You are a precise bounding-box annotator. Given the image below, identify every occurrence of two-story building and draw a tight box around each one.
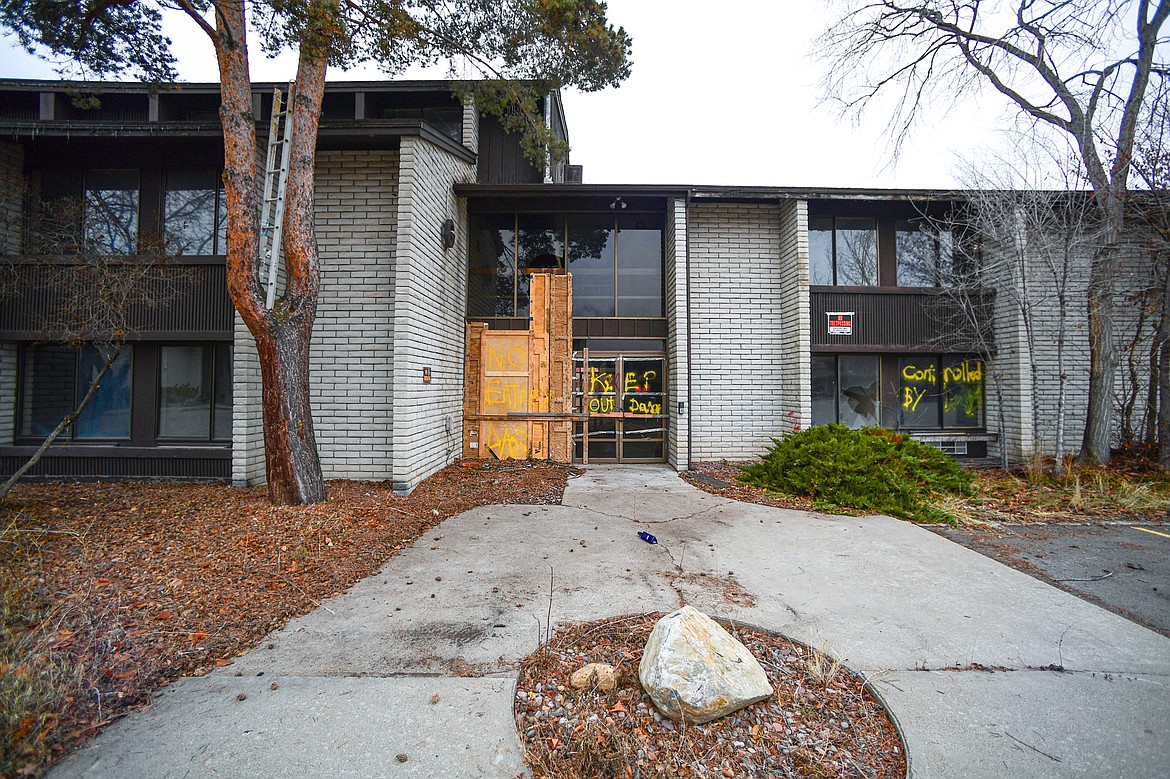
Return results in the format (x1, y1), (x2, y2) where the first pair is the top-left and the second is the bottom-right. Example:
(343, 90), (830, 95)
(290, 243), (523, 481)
(0, 79), (1151, 490)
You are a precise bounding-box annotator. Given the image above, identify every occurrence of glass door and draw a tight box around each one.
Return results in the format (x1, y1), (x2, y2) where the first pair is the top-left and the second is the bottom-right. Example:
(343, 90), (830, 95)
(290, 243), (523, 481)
(573, 352), (667, 463)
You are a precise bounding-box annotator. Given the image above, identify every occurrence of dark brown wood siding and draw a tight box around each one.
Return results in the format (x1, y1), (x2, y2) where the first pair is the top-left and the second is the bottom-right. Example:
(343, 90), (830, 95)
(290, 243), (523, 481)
(0, 260), (232, 340)
(477, 116), (543, 184)
(810, 288), (995, 353)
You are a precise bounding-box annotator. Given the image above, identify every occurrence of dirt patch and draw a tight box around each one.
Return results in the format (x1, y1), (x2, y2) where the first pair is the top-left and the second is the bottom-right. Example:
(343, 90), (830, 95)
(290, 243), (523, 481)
(516, 613), (905, 778)
(681, 462), (818, 513)
(0, 459), (571, 777)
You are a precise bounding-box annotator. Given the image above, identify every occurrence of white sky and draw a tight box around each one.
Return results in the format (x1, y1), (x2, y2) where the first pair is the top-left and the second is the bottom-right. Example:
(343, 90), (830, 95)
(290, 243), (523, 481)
(0, 0), (1012, 189)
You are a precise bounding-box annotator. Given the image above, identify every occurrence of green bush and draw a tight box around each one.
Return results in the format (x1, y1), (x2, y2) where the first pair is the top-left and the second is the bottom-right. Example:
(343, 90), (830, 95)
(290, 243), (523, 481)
(739, 425), (973, 524)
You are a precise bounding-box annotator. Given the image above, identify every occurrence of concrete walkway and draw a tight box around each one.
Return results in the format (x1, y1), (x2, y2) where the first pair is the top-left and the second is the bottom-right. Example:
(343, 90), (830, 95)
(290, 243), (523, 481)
(52, 466), (1170, 778)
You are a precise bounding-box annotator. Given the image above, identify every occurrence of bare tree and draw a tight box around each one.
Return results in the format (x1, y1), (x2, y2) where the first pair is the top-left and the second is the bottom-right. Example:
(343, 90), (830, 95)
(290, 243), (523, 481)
(0, 196), (189, 500)
(819, 0), (1170, 464)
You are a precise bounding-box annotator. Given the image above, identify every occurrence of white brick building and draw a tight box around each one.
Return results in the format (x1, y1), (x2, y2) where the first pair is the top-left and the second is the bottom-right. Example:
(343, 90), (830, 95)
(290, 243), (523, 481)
(0, 79), (1159, 488)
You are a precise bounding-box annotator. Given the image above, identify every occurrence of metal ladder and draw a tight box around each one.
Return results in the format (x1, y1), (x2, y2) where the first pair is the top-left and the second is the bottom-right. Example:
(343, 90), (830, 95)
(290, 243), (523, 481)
(259, 83), (295, 310)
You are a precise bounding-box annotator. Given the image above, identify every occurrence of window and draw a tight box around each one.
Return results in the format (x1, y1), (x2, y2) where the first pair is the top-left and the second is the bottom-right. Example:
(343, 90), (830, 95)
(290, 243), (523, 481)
(467, 212), (664, 319)
(84, 169), (139, 255)
(809, 217), (878, 286)
(165, 170), (227, 255)
(898, 355), (984, 429)
(811, 354), (880, 428)
(19, 345), (133, 439)
(158, 344), (233, 440)
(814, 353), (985, 431)
(567, 215), (615, 316)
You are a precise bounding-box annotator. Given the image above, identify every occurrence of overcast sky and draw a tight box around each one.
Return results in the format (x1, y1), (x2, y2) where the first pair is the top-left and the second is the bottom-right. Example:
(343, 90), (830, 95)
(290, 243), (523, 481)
(0, 1), (1011, 189)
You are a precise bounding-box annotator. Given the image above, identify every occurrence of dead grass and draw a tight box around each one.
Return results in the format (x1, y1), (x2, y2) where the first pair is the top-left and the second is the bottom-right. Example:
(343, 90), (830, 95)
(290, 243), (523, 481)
(686, 458), (1170, 526)
(0, 461), (571, 778)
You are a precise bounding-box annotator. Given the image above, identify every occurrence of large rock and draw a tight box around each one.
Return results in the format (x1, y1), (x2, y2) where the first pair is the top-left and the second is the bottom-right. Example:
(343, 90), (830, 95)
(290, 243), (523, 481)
(638, 605), (773, 724)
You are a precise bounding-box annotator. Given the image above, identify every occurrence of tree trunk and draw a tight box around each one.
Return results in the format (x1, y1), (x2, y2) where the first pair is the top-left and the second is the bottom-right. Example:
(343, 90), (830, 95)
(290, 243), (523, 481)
(215, 0), (327, 504)
(1159, 258), (1170, 468)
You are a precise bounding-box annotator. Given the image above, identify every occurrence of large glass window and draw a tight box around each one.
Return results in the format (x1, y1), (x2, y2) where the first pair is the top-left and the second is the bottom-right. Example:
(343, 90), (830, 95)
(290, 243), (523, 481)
(158, 344), (232, 440)
(20, 345), (133, 439)
(467, 212), (663, 320)
(810, 354), (880, 428)
(468, 215), (517, 316)
(809, 216), (877, 286)
(896, 220), (957, 287)
(616, 216), (663, 317)
(567, 214), (616, 317)
(898, 355), (984, 429)
(165, 170), (227, 255)
(84, 169), (139, 255)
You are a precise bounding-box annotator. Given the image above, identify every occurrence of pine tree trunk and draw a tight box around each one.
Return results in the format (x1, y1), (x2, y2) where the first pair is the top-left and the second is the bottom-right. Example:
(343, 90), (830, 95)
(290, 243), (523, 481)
(215, 0), (328, 504)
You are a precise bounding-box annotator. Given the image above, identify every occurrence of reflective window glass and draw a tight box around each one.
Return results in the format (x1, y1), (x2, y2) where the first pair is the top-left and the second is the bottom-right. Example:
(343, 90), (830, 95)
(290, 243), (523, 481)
(517, 215), (564, 318)
(622, 357), (664, 415)
(19, 347), (76, 437)
(942, 356), (984, 428)
(810, 355), (837, 425)
(616, 217), (663, 317)
(898, 356), (942, 428)
(84, 170), (138, 254)
(74, 346), (132, 439)
(568, 215), (616, 317)
(213, 344), (233, 441)
(835, 218), (878, 286)
(165, 170), (224, 255)
(159, 345), (213, 438)
(468, 215), (516, 316)
(837, 355), (880, 428)
(809, 217), (834, 285)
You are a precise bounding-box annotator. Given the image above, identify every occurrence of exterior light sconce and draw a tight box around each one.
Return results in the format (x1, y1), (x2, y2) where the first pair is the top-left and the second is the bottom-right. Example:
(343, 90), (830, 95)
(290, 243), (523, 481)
(441, 218), (456, 250)
(609, 197), (626, 210)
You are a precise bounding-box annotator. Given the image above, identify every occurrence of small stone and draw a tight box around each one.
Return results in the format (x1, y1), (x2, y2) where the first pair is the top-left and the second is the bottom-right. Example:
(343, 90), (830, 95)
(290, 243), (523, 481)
(435, 576), (442, 581)
(431, 693), (440, 704)
(236, 693), (246, 701)
(396, 753), (408, 763)
(270, 682), (278, 690)
(569, 662), (618, 692)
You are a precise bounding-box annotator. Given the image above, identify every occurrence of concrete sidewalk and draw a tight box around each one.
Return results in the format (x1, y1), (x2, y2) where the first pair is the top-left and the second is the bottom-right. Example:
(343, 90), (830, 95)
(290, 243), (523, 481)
(51, 466), (1170, 778)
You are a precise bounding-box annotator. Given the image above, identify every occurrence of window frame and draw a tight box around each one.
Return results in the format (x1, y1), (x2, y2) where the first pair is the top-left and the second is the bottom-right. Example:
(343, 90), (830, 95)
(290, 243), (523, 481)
(809, 216), (879, 287)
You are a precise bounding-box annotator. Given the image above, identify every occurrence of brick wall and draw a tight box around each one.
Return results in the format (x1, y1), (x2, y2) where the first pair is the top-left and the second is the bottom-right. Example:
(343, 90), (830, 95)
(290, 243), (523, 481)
(985, 223), (1153, 464)
(665, 198), (690, 470)
(462, 97), (479, 154)
(309, 150), (400, 478)
(688, 202), (789, 461)
(0, 142), (24, 254)
(390, 136), (474, 492)
(777, 200), (811, 433)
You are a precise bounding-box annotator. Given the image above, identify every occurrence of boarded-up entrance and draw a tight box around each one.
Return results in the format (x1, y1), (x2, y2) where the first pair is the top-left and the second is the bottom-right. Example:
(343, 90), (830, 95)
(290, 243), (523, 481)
(463, 272), (574, 461)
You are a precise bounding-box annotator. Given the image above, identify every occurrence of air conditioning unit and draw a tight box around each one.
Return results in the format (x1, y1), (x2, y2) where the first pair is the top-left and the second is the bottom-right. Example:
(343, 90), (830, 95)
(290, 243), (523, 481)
(565, 164), (584, 184)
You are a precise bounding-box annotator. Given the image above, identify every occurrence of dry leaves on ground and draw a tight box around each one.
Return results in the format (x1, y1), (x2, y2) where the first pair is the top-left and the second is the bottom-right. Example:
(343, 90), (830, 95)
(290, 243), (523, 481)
(516, 614), (906, 779)
(1, 460), (570, 777)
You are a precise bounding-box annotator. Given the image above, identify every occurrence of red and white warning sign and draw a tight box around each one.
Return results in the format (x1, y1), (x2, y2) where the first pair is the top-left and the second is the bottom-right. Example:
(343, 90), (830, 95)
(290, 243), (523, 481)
(827, 311), (854, 336)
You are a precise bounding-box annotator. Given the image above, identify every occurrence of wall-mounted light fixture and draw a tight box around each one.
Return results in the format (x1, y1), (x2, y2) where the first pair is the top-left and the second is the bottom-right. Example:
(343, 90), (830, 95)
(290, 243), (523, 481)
(441, 218), (456, 250)
(609, 197), (627, 210)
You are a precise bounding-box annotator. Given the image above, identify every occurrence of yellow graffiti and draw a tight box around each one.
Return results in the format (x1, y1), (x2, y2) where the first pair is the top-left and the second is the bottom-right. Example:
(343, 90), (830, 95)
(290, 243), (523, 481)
(627, 398), (663, 415)
(484, 379), (527, 412)
(943, 360), (982, 385)
(487, 426), (528, 458)
(487, 344), (527, 370)
(903, 385), (927, 411)
(624, 370), (657, 393)
(589, 396), (617, 413)
(590, 368), (615, 394)
(902, 364), (936, 384)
